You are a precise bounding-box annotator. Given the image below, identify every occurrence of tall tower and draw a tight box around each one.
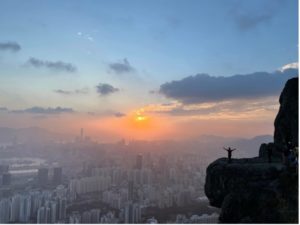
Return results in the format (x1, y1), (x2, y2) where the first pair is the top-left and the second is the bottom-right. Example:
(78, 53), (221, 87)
(135, 154), (143, 170)
(80, 128), (84, 141)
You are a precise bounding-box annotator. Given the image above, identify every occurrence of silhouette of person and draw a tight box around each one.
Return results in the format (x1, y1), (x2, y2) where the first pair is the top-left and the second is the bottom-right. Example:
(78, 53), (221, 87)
(223, 147), (236, 163)
(267, 147), (272, 163)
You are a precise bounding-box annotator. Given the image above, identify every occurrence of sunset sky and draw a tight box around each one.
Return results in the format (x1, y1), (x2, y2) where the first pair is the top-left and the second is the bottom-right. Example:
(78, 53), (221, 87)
(0, 0), (298, 141)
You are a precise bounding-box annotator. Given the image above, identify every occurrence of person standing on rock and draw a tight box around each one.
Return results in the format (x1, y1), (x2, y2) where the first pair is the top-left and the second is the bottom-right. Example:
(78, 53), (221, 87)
(223, 147), (236, 163)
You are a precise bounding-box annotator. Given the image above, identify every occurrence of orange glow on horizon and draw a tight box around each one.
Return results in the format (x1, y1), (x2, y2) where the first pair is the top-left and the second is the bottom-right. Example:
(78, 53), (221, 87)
(3, 99), (276, 141)
(135, 115), (147, 122)
(129, 112), (152, 130)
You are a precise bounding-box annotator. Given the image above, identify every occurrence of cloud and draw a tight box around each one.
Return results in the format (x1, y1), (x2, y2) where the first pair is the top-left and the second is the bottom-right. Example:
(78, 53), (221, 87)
(137, 98), (279, 121)
(159, 68), (298, 104)
(11, 106), (74, 114)
(114, 112), (126, 117)
(231, 0), (283, 31)
(54, 88), (88, 95)
(235, 11), (273, 31)
(54, 89), (72, 95)
(87, 110), (126, 118)
(74, 88), (89, 94)
(96, 83), (119, 96)
(27, 57), (77, 73)
(0, 41), (21, 52)
(279, 62), (298, 72)
(77, 31), (94, 42)
(109, 58), (134, 74)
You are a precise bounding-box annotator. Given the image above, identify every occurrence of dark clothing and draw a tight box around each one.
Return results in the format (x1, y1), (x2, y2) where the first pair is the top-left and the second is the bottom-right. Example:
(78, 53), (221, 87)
(224, 147), (236, 164)
(227, 150), (233, 163)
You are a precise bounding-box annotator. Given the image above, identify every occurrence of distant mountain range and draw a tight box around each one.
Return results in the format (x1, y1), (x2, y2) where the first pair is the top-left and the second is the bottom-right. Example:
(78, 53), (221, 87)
(196, 134), (273, 158)
(0, 127), (69, 143)
(0, 126), (273, 158)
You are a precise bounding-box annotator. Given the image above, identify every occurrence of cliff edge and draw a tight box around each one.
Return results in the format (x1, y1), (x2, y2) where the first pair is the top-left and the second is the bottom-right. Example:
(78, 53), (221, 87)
(205, 77), (298, 223)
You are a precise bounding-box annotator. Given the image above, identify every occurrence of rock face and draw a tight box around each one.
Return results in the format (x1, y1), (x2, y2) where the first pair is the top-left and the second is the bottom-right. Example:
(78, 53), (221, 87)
(274, 77), (299, 153)
(205, 77), (298, 223)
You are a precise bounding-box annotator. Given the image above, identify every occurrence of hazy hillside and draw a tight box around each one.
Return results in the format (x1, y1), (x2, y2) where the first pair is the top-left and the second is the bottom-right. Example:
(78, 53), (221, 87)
(0, 127), (69, 143)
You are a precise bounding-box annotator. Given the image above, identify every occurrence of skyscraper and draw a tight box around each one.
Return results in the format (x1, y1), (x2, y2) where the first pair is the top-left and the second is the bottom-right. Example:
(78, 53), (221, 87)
(50, 201), (57, 223)
(128, 180), (134, 201)
(135, 154), (143, 170)
(19, 195), (31, 223)
(58, 198), (66, 220)
(125, 202), (141, 223)
(52, 167), (62, 185)
(0, 198), (11, 223)
(90, 209), (101, 223)
(10, 194), (21, 222)
(37, 207), (46, 224)
(80, 128), (84, 141)
(37, 168), (48, 186)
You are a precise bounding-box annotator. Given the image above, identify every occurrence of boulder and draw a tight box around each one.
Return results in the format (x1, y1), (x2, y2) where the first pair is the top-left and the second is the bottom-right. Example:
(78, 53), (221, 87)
(205, 77), (298, 223)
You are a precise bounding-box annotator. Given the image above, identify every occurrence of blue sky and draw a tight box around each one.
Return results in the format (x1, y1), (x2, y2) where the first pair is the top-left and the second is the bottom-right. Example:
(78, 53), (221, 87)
(0, 0), (298, 139)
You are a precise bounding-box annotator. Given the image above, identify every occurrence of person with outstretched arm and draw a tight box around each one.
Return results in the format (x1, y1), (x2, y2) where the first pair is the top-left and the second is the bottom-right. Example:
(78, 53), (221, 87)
(223, 147), (236, 163)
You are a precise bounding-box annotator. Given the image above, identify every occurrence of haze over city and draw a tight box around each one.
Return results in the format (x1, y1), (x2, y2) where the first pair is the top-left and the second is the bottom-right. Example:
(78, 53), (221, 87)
(0, 1), (298, 224)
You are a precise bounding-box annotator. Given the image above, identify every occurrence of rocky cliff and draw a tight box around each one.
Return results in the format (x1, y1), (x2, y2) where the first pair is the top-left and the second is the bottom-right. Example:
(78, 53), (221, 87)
(274, 77), (299, 154)
(205, 77), (298, 223)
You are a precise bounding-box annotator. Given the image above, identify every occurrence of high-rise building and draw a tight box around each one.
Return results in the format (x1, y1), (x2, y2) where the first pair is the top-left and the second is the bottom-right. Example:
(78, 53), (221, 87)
(19, 195), (31, 223)
(52, 167), (62, 185)
(50, 201), (57, 223)
(45, 207), (51, 223)
(82, 211), (91, 223)
(58, 198), (66, 220)
(0, 198), (11, 223)
(90, 209), (101, 223)
(10, 194), (21, 222)
(128, 180), (134, 201)
(80, 128), (84, 141)
(37, 168), (48, 185)
(124, 202), (141, 223)
(135, 154), (143, 170)
(37, 207), (45, 224)
(69, 212), (81, 224)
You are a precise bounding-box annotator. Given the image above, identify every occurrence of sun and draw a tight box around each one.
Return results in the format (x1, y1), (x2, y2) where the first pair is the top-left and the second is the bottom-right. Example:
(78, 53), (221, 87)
(135, 115), (147, 122)
(131, 112), (151, 129)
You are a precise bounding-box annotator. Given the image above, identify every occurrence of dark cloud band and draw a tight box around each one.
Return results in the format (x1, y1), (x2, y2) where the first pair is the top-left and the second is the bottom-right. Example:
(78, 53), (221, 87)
(96, 83), (119, 96)
(11, 106), (74, 114)
(109, 58), (134, 74)
(27, 57), (77, 73)
(0, 42), (21, 52)
(54, 88), (88, 95)
(159, 68), (298, 104)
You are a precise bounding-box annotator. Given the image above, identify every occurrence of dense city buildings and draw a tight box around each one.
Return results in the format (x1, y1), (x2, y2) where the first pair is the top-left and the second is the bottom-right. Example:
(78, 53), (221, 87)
(0, 135), (224, 223)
